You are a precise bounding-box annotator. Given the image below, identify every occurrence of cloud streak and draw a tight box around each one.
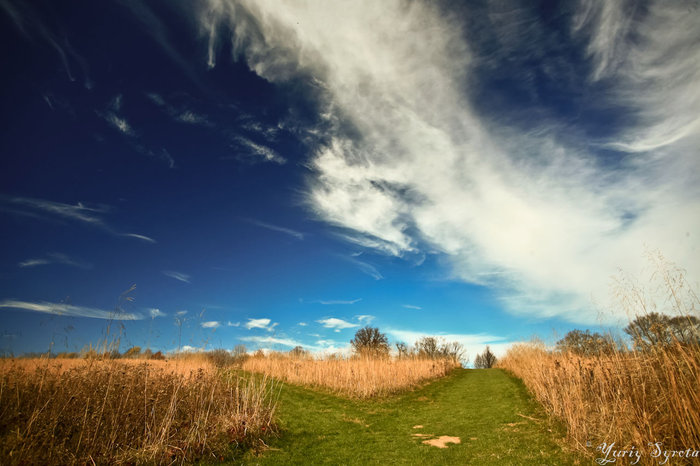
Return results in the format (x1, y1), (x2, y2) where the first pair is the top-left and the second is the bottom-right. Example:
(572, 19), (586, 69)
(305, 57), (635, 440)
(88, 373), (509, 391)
(0, 300), (142, 320)
(246, 219), (304, 240)
(201, 0), (700, 324)
(162, 271), (191, 283)
(18, 252), (92, 269)
(1, 196), (156, 243)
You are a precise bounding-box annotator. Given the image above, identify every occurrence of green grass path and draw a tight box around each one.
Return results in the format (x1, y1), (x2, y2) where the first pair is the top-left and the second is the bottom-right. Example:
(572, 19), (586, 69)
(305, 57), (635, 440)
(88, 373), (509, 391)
(238, 369), (578, 465)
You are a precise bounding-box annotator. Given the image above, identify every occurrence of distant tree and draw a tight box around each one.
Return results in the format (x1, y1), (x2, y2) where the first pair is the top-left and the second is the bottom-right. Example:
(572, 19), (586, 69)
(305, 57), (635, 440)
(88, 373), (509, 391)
(474, 346), (497, 368)
(625, 313), (700, 350)
(440, 340), (466, 365)
(556, 330), (616, 356)
(123, 346), (142, 358)
(232, 344), (248, 358)
(289, 346), (309, 358)
(395, 341), (409, 358)
(350, 326), (390, 357)
(415, 336), (440, 358)
(413, 337), (465, 364)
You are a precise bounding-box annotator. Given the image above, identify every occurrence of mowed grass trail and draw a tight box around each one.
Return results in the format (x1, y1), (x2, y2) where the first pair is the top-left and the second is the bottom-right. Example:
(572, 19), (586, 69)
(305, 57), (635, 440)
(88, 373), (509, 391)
(238, 369), (578, 465)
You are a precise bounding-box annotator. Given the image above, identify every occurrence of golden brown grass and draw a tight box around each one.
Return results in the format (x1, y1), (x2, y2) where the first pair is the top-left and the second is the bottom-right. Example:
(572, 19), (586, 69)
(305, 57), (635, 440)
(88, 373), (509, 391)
(498, 340), (700, 463)
(0, 358), (278, 465)
(242, 353), (459, 398)
(499, 254), (700, 463)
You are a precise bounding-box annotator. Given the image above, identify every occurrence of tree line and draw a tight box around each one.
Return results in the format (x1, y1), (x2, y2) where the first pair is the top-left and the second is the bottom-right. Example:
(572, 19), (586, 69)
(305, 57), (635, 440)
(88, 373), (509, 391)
(556, 313), (699, 355)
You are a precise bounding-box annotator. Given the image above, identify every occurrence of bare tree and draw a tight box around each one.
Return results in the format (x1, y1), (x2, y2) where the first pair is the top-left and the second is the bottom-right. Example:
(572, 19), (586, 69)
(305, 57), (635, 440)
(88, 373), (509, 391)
(474, 346), (497, 368)
(350, 326), (389, 357)
(395, 341), (409, 358)
(624, 313), (700, 350)
(556, 330), (617, 356)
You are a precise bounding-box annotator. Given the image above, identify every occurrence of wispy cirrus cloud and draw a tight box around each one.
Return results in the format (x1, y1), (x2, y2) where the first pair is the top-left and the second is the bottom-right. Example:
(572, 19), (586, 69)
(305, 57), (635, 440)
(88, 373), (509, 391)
(0, 299), (142, 320)
(0, 0), (92, 88)
(162, 271), (191, 283)
(120, 233), (157, 243)
(1, 196), (155, 243)
(244, 318), (278, 332)
(146, 93), (211, 126)
(402, 304), (422, 310)
(234, 136), (286, 164)
(18, 252), (92, 269)
(245, 219), (304, 240)
(356, 315), (374, 324)
(199, 0), (700, 325)
(239, 335), (302, 348)
(346, 256), (383, 281)
(317, 298), (361, 305)
(201, 321), (220, 329)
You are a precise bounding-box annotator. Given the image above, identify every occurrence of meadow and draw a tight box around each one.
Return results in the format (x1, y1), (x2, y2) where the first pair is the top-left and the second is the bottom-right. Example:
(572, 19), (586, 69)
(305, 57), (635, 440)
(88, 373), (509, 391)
(0, 357), (278, 464)
(241, 353), (460, 398)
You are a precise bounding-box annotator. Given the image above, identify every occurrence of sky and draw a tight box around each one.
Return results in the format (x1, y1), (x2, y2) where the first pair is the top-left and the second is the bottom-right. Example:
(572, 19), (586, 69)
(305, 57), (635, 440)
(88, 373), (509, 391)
(1, 0), (699, 359)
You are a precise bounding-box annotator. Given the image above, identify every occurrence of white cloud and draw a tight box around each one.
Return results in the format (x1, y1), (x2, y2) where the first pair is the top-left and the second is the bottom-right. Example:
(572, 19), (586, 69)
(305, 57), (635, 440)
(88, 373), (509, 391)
(121, 233), (157, 243)
(201, 0), (700, 324)
(163, 270), (191, 283)
(201, 321), (221, 329)
(317, 318), (359, 331)
(227, 321), (240, 327)
(346, 257), (383, 281)
(298, 322), (307, 326)
(104, 112), (134, 136)
(0, 299), (142, 320)
(149, 308), (166, 318)
(1, 196), (154, 242)
(244, 318), (277, 332)
(175, 310), (188, 316)
(235, 136), (286, 164)
(318, 298), (361, 305)
(246, 218), (304, 240)
(402, 304), (422, 310)
(18, 252), (91, 269)
(177, 111), (209, 125)
(240, 335), (303, 348)
(356, 314), (375, 324)
(4, 196), (107, 225)
(18, 258), (50, 268)
(147, 93), (210, 126)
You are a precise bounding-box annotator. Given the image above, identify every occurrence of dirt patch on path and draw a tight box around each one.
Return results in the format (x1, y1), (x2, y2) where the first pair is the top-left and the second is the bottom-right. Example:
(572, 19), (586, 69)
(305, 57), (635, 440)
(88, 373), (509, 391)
(422, 436), (461, 448)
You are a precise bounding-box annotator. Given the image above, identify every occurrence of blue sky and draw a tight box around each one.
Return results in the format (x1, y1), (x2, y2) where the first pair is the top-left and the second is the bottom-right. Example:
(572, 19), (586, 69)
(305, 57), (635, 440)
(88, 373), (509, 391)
(1, 0), (699, 358)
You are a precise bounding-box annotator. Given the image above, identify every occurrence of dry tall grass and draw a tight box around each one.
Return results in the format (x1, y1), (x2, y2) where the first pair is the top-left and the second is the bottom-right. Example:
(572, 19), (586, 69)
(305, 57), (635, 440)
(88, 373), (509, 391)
(499, 342), (699, 461)
(498, 257), (700, 463)
(242, 353), (459, 398)
(0, 358), (278, 465)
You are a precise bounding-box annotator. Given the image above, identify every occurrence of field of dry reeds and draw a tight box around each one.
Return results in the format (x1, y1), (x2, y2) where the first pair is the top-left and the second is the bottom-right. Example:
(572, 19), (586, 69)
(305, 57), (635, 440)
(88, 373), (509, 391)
(0, 357), (278, 465)
(498, 257), (700, 463)
(242, 353), (459, 398)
